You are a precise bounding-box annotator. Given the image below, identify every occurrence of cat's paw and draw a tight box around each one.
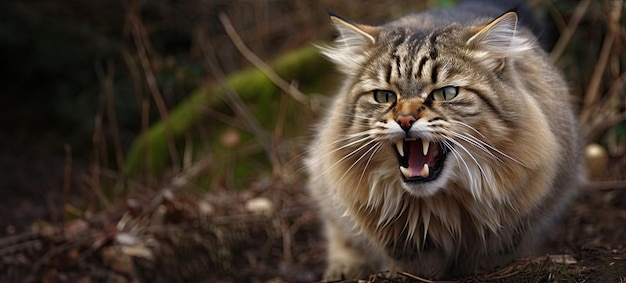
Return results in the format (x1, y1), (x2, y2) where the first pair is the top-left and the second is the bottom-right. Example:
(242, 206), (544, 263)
(323, 264), (367, 281)
(323, 252), (372, 281)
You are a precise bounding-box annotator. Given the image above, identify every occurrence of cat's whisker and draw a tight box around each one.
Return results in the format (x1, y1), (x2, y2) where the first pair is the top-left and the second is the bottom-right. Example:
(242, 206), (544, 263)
(300, 131), (370, 154)
(443, 137), (491, 187)
(443, 127), (528, 168)
(450, 121), (488, 139)
(301, 135), (373, 173)
(308, 131), (376, 162)
(442, 140), (475, 188)
(460, 132), (528, 168)
(327, 130), (378, 145)
(449, 132), (505, 163)
(334, 135), (375, 150)
(320, 138), (378, 178)
(303, 128), (386, 178)
(357, 143), (384, 188)
(334, 141), (380, 184)
(443, 140), (487, 199)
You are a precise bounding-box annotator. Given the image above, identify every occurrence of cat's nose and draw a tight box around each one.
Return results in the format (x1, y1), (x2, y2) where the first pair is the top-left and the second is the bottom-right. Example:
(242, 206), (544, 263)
(396, 114), (416, 131)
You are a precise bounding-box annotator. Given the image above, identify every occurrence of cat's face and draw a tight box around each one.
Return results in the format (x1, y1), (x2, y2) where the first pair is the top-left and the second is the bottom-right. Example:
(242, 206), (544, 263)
(323, 13), (533, 198)
(347, 56), (501, 197)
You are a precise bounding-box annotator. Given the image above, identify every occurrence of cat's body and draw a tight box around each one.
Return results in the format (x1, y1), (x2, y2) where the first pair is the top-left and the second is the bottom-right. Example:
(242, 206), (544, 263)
(306, 0), (583, 280)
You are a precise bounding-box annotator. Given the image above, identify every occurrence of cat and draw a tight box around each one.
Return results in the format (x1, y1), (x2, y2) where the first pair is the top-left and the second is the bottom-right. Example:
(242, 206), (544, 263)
(305, 0), (584, 280)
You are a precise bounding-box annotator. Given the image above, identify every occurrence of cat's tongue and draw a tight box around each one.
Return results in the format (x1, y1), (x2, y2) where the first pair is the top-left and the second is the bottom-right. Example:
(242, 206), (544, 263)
(399, 139), (432, 178)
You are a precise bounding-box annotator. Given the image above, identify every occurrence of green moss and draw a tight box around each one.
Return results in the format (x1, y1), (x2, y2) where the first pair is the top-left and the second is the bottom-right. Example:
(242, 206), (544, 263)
(124, 44), (330, 179)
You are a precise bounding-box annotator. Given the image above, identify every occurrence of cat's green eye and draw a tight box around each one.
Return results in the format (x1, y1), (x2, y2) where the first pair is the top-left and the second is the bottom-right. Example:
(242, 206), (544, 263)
(373, 90), (397, 104)
(432, 86), (459, 101)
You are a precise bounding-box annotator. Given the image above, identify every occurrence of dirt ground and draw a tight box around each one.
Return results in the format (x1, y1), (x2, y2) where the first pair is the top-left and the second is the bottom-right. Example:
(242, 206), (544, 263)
(203, 180), (626, 283)
(1, 163), (625, 282)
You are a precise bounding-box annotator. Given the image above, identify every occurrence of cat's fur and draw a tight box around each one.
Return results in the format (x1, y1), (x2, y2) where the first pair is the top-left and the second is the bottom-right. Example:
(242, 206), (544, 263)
(306, 0), (584, 280)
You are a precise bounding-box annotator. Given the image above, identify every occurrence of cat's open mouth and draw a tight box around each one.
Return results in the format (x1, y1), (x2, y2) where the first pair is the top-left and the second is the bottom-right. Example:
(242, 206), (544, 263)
(394, 138), (447, 182)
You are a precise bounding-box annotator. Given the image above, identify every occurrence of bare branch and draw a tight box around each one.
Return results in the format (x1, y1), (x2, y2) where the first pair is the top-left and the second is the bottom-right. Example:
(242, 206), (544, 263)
(550, 0), (591, 61)
(218, 13), (311, 106)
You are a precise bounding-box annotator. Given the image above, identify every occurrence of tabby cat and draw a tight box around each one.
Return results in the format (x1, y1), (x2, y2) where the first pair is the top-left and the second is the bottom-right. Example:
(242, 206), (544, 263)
(306, 0), (583, 280)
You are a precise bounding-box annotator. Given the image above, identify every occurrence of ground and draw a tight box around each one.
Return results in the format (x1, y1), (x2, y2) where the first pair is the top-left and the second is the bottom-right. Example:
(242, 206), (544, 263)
(1, 162), (625, 282)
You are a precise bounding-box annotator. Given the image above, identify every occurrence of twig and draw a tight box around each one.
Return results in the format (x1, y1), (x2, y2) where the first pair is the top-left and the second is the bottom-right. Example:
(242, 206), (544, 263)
(218, 12), (311, 106)
(120, 47), (144, 109)
(216, 12), (315, 184)
(271, 92), (290, 177)
(0, 239), (43, 257)
(0, 232), (38, 249)
(62, 144), (72, 232)
(580, 29), (615, 125)
(205, 205), (315, 226)
(607, 72), (626, 101)
(140, 97), (152, 180)
(396, 271), (438, 283)
(545, 0), (567, 33)
(102, 59), (126, 171)
(90, 65), (108, 206)
(196, 28), (275, 164)
(586, 110), (626, 143)
(531, 255), (551, 283)
(128, 6), (181, 174)
(164, 155), (214, 191)
(96, 167), (150, 192)
(32, 231), (99, 271)
(587, 180), (626, 191)
(80, 174), (111, 210)
(580, 0), (623, 132)
(482, 261), (528, 280)
(549, 0), (591, 61)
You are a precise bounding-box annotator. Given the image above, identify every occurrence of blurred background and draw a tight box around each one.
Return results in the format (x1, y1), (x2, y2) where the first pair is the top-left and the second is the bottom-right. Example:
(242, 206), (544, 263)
(0, 0), (624, 282)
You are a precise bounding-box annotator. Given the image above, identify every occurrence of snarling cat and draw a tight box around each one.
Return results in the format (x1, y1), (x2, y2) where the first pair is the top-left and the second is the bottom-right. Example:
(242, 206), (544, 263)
(306, 0), (584, 279)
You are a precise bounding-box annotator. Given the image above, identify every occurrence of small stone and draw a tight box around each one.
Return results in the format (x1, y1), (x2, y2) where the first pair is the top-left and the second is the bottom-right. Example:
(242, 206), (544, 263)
(245, 197), (274, 214)
(585, 143), (608, 178)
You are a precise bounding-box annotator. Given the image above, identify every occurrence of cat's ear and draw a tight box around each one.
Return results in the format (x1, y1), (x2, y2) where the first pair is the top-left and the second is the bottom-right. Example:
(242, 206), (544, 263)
(320, 13), (379, 74)
(466, 12), (534, 71)
(329, 13), (378, 47)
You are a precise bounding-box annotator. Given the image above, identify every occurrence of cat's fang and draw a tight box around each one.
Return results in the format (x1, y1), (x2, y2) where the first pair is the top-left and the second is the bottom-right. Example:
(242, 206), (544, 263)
(400, 166), (411, 178)
(396, 139), (405, 157)
(399, 164), (430, 178)
(422, 139), (430, 156)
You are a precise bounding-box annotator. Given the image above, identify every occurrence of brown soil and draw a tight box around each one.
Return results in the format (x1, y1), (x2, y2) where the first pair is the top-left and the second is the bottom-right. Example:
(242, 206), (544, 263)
(1, 172), (625, 282)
